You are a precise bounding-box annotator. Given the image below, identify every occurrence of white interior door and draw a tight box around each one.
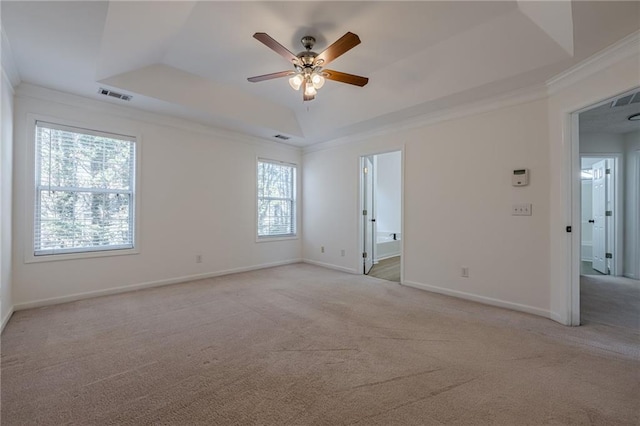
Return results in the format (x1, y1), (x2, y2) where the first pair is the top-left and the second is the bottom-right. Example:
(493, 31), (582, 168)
(363, 156), (375, 274)
(591, 159), (608, 274)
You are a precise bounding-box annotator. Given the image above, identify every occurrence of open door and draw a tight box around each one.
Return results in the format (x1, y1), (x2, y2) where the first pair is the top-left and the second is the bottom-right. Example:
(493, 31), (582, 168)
(591, 159), (608, 274)
(363, 155), (375, 274)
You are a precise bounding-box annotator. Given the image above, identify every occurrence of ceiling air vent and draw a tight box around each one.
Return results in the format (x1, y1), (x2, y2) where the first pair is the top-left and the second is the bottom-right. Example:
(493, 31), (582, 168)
(98, 88), (132, 101)
(274, 134), (291, 140)
(611, 92), (638, 107)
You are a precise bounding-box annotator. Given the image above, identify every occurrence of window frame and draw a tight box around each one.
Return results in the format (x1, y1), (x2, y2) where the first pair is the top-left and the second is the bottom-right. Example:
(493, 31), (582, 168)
(256, 158), (298, 242)
(24, 114), (141, 263)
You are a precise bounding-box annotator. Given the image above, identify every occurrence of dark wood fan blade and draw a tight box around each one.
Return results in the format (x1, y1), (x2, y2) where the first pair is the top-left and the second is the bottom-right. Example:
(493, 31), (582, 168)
(253, 33), (300, 66)
(247, 70), (294, 83)
(323, 69), (369, 87)
(314, 32), (361, 66)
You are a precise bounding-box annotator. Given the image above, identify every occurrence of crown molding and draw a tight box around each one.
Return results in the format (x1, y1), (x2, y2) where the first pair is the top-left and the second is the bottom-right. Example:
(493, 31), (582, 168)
(546, 30), (640, 95)
(304, 83), (547, 154)
(14, 83), (302, 153)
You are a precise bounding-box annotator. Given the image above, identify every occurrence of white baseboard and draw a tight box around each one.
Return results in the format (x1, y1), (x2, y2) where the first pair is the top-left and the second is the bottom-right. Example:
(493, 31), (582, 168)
(1, 306), (14, 333)
(549, 311), (570, 325)
(401, 280), (551, 319)
(623, 273), (638, 280)
(302, 259), (359, 274)
(13, 259), (303, 311)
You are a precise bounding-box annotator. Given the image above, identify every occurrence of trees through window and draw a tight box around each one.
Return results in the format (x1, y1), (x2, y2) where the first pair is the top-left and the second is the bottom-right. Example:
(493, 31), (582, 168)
(257, 160), (296, 238)
(34, 122), (136, 255)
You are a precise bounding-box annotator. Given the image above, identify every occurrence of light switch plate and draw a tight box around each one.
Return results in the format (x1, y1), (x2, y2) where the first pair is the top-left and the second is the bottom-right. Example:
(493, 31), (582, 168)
(512, 203), (532, 216)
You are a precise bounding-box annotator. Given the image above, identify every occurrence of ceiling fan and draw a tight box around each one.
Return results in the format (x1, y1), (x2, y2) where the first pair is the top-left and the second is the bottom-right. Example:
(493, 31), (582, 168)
(247, 32), (369, 102)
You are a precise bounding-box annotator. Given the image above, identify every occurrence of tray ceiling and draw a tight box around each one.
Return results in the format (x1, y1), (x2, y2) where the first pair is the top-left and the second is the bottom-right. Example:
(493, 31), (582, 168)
(2, 1), (639, 146)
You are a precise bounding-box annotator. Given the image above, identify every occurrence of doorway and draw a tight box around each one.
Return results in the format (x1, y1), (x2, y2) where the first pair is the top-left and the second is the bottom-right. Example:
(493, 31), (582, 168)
(572, 89), (640, 328)
(360, 150), (402, 282)
(579, 156), (619, 276)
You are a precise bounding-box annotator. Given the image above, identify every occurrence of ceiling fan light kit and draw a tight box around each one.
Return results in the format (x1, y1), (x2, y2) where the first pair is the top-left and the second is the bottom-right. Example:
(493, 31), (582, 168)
(248, 32), (369, 102)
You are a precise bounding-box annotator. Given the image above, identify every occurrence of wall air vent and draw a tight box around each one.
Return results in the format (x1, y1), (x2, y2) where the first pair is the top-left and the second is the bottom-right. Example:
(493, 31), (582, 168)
(274, 134), (291, 140)
(98, 88), (132, 101)
(611, 91), (639, 107)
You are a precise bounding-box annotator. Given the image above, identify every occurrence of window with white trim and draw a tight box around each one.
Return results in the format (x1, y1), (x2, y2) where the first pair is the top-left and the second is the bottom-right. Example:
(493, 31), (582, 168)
(34, 121), (136, 256)
(257, 159), (296, 238)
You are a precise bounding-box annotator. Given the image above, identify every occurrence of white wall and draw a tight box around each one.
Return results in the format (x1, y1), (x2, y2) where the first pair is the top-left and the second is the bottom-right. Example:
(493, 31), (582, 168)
(375, 151), (401, 235)
(624, 130), (640, 279)
(579, 132), (625, 154)
(1, 70), (14, 329)
(304, 98), (551, 316)
(302, 138), (405, 273)
(12, 85), (302, 308)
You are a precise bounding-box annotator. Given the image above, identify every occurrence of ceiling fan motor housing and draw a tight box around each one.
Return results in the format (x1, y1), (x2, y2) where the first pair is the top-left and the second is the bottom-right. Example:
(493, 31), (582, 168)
(297, 36), (319, 68)
(301, 36), (316, 50)
(298, 52), (317, 68)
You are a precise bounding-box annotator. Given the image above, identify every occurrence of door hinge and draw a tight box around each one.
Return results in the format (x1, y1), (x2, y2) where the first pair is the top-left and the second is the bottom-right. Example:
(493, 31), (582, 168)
(605, 253), (613, 259)
(363, 252), (367, 258)
(363, 209), (367, 216)
(363, 167), (368, 174)
(605, 210), (612, 216)
(605, 168), (611, 175)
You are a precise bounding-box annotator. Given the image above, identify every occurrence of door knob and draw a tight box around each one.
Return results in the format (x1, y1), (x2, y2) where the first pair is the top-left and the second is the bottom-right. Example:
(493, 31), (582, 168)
(588, 219), (595, 223)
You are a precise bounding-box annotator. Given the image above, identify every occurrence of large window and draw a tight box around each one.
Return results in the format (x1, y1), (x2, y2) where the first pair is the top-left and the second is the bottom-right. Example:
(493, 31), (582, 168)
(257, 159), (296, 238)
(34, 121), (136, 256)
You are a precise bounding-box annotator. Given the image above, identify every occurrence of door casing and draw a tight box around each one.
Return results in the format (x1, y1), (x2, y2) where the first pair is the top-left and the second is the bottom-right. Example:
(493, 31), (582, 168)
(570, 91), (632, 325)
(359, 149), (405, 281)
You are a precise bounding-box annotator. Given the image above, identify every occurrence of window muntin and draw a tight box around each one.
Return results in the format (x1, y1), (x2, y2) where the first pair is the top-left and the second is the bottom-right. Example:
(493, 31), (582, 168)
(257, 160), (296, 238)
(34, 121), (136, 255)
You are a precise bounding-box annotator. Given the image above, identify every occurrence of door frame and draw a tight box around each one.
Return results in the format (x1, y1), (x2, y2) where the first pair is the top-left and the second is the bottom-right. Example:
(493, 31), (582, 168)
(628, 149), (640, 280)
(358, 148), (405, 282)
(579, 154), (623, 275)
(569, 89), (636, 325)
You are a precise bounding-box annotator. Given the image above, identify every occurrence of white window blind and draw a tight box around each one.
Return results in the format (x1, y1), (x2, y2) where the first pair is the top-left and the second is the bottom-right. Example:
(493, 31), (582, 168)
(34, 121), (136, 256)
(257, 160), (296, 238)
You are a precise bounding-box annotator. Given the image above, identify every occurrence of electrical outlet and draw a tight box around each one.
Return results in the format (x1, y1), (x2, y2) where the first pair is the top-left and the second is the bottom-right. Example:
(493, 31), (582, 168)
(341, 249), (345, 257)
(512, 203), (532, 216)
(461, 266), (469, 278)
(321, 246), (325, 253)
(196, 254), (202, 263)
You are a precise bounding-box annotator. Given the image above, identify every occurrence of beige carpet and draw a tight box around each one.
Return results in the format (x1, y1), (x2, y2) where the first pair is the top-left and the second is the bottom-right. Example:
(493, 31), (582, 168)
(581, 274), (640, 330)
(2, 264), (639, 425)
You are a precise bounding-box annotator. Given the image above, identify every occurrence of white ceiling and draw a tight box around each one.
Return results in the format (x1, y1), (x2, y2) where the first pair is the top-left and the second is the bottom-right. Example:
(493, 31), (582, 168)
(2, 1), (639, 146)
(579, 90), (640, 135)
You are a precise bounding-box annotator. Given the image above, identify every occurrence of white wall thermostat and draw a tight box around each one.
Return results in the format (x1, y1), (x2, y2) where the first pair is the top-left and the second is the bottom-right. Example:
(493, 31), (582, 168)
(512, 169), (529, 186)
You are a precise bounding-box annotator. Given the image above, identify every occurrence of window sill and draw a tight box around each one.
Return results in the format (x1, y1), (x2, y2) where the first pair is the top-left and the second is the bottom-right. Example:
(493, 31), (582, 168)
(256, 235), (299, 243)
(24, 247), (140, 264)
